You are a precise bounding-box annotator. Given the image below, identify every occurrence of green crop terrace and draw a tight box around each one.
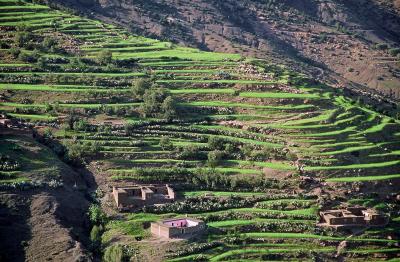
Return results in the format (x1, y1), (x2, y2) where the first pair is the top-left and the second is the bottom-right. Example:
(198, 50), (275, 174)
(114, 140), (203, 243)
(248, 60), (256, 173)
(0, 0), (399, 261)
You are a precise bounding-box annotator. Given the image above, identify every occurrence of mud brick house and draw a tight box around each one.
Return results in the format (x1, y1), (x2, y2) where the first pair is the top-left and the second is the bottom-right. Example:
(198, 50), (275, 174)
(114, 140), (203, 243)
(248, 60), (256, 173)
(112, 184), (175, 210)
(150, 218), (206, 239)
(318, 207), (389, 228)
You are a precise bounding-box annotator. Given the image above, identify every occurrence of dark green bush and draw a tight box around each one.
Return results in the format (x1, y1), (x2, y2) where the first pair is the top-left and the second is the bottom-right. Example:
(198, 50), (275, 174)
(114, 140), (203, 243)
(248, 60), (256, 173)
(389, 48), (400, 56)
(103, 244), (125, 262)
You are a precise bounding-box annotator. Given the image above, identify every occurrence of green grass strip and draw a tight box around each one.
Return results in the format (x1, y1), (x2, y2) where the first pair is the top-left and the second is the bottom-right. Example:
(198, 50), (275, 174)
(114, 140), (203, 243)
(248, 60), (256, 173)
(326, 174), (400, 182)
(239, 92), (321, 99)
(170, 88), (235, 94)
(241, 232), (396, 243)
(304, 160), (400, 171)
(209, 247), (335, 262)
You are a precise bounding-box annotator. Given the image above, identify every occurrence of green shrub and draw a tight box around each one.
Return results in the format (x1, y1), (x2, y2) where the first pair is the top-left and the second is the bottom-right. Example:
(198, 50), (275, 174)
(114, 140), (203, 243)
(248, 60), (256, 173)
(73, 119), (90, 131)
(177, 145), (206, 160)
(103, 244), (125, 262)
(388, 48), (400, 56)
(88, 204), (107, 225)
(14, 31), (33, 47)
(161, 96), (177, 119)
(42, 36), (57, 51)
(159, 137), (174, 150)
(208, 137), (226, 150)
(207, 150), (225, 168)
(62, 140), (100, 166)
(375, 43), (388, 50)
(90, 225), (102, 243)
(19, 50), (40, 63)
(9, 47), (21, 58)
(131, 78), (152, 98)
(97, 50), (113, 65)
(90, 225), (102, 251)
(140, 88), (167, 117)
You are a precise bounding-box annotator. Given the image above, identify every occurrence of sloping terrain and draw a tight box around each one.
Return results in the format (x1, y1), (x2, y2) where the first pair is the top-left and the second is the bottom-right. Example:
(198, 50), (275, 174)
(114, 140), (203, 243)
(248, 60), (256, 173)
(0, 133), (91, 261)
(0, 0), (399, 261)
(46, 0), (400, 99)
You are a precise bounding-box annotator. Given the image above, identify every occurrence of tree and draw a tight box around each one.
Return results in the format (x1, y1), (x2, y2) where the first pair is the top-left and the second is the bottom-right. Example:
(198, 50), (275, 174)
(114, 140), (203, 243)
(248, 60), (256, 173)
(241, 144), (254, 160)
(137, 86), (178, 119)
(43, 128), (53, 140)
(62, 140), (99, 166)
(42, 36), (57, 51)
(88, 204), (107, 225)
(90, 225), (102, 250)
(37, 56), (47, 69)
(178, 145), (206, 160)
(0, 40), (10, 49)
(14, 31), (32, 47)
(131, 78), (152, 98)
(207, 150), (225, 168)
(375, 43), (388, 50)
(224, 143), (235, 155)
(161, 96), (177, 119)
(97, 50), (113, 65)
(73, 119), (89, 131)
(19, 50), (39, 63)
(9, 47), (20, 58)
(159, 137), (173, 151)
(208, 137), (225, 150)
(140, 88), (167, 117)
(103, 244), (125, 262)
(389, 48), (400, 57)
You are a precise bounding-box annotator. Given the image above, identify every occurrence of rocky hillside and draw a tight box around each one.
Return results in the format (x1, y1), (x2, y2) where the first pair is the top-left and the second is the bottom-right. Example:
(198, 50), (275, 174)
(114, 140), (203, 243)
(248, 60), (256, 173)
(46, 0), (400, 99)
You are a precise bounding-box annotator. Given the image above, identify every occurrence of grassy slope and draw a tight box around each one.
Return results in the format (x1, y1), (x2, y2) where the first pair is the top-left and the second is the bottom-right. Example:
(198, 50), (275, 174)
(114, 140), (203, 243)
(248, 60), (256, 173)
(0, 0), (399, 261)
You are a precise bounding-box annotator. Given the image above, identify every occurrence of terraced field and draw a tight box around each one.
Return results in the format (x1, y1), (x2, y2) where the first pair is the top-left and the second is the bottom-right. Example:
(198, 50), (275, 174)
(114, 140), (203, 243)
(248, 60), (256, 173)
(0, 0), (399, 261)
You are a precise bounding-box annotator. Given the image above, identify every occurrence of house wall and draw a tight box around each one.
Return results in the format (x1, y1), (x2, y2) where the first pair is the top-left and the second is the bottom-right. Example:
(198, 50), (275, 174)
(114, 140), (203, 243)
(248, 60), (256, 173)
(142, 189), (154, 200)
(153, 186), (168, 195)
(346, 207), (365, 216)
(163, 219), (189, 227)
(113, 185), (176, 209)
(182, 223), (205, 235)
(162, 219), (202, 228)
(328, 216), (365, 225)
(169, 227), (182, 238)
(151, 223), (171, 238)
(130, 188), (142, 197)
(113, 188), (128, 206)
(368, 215), (388, 225)
(167, 186), (175, 200)
(151, 221), (206, 239)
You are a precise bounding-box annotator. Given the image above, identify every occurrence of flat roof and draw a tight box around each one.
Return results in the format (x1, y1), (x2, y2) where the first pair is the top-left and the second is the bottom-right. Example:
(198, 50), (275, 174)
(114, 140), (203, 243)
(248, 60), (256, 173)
(162, 218), (202, 223)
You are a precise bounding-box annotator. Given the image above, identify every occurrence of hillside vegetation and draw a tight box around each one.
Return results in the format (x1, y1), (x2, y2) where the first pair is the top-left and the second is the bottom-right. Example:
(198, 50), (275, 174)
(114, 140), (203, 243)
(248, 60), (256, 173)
(0, 0), (399, 261)
(46, 0), (400, 100)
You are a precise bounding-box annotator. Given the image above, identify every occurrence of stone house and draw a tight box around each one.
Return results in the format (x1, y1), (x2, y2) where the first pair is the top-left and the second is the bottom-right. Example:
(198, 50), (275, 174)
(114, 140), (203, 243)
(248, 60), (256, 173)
(112, 184), (175, 210)
(150, 218), (206, 239)
(318, 207), (389, 228)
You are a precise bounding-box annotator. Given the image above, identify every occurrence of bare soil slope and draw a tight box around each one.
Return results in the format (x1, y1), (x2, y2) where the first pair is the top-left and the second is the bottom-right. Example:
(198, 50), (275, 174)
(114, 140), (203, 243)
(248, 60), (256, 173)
(0, 133), (92, 262)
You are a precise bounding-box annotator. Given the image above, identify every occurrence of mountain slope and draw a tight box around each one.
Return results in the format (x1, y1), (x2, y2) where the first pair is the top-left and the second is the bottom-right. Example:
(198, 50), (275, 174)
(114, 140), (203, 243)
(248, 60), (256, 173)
(0, 133), (91, 261)
(47, 0), (400, 99)
(0, 0), (399, 261)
